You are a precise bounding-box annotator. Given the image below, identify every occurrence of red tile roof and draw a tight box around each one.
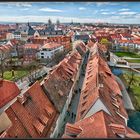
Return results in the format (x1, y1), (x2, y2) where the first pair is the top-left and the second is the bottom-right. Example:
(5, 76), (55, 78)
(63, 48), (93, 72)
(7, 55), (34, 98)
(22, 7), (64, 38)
(118, 39), (133, 43)
(42, 42), (62, 49)
(76, 44), (128, 125)
(0, 44), (12, 52)
(0, 79), (20, 108)
(30, 35), (71, 49)
(67, 31), (75, 37)
(10, 39), (19, 46)
(98, 43), (108, 53)
(133, 40), (140, 45)
(75, 41), (87, 56)
(4, 81), (58, 138)
(62, 110), (140, 138)
(120, 33), (132, 38)
(61, 43), (139, 138)
(24, 44), (40, 49)
(42, 50), (82, 112)
(87, 40), (95, 48)
(111, 34), (121, 39)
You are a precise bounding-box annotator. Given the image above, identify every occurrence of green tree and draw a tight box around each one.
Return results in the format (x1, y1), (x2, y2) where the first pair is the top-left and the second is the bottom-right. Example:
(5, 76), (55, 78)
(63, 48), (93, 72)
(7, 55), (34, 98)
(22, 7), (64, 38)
(125, 69), (138, 92)
(100, 38), (112, 50)
(121, 46), (128, 52)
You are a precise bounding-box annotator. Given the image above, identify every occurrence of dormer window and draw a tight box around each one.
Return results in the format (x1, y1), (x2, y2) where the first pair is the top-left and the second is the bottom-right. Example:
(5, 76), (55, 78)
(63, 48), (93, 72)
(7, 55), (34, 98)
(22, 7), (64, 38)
(112, 102), (119, 109)
(45, 108), (53, 118)
(33, 119), (45, 136)
(39, 114), (49, 126)
(66, 124), (82, 138)
(110, 94), (117, 101)
(80, 109), (86, 116)
(83, 94), (88, 100)
(85, 82), (89, 85)
(82, 101), (87, 107)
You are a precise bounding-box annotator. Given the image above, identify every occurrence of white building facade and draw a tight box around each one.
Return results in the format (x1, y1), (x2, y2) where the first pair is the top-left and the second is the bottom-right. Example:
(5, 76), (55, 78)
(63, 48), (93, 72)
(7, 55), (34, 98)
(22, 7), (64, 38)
(6, 33), (14, 41)
(38, 43), (64, 59)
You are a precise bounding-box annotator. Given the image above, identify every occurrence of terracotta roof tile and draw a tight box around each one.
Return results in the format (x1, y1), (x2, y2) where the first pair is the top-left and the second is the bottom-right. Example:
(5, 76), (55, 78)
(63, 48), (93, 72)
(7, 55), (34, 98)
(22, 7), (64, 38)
(76, 44), (128, 125)
(42, 42), (62, 49)
(42, 50), (82, 112)
(5, 81), (58, 138)
(24, 44), (40, 49)
(0, 80), (20, 108)
(63, 110), (140, 138)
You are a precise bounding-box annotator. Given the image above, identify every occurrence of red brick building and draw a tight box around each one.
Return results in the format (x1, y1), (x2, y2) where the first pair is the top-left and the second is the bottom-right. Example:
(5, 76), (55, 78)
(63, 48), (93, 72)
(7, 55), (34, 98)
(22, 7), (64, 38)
(29, 36), (71, 51)
(23, 43), (41, 64)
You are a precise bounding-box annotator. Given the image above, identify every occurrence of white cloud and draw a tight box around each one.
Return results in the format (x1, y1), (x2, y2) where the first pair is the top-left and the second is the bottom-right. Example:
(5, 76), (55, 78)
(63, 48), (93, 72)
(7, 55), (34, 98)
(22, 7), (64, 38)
(0, 15), (95, 23)
(101, 12), (116, 15)
(20, 8), (29, 11)
(100, 9), (109, 12)
(109, 16), (120, 20)
(7, 2), (32, 7)
(118, 8), (130, 11)
(0, 15), (105, 23)
(0, 15), (139, 24)
(101, 12), (109, 15)
(79, 7), (86, 10)
(119, 11), (137, 15)
(39, 8), (63, 12)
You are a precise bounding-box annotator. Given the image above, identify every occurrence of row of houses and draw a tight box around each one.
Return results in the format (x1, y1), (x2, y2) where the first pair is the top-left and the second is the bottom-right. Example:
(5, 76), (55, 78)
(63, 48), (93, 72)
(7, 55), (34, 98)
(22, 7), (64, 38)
(0, 43), (87, 138)
(115, 39), (140, 49)
(1, 38), (140, 138)
(62, 42), (140, 138)
(30, 35), (71, 51)
(0, 38), (70, 65)
(0, 44), (11, 62)
(1, 21), (65, 42)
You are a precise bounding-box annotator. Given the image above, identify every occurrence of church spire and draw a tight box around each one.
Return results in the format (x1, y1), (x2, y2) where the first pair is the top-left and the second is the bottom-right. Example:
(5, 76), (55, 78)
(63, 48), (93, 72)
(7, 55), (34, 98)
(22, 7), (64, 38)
(56, 19), (60, 25)
(48, 19), (52, 26)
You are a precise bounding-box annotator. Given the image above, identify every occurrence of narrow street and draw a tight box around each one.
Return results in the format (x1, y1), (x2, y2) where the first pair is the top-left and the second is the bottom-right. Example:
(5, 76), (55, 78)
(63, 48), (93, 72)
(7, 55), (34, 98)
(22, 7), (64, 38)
(58, 51), (89, 137)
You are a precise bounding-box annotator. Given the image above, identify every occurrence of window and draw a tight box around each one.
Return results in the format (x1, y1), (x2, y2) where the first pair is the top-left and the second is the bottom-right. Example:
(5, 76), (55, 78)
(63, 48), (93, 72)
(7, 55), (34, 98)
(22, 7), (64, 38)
(42, 48), (47, 51)
(41, 56), (44, 58)
(41, 53), (44, 55)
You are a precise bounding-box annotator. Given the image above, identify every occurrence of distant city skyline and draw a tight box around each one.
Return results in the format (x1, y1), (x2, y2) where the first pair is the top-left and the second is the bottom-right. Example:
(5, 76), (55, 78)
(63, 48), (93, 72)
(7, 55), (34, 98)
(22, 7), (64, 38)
(0, 2), (140, 24)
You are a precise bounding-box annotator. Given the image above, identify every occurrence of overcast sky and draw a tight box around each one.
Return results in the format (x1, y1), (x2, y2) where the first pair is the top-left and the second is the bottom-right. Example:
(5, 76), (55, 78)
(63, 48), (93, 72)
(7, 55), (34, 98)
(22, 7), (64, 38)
(0, 2), (140, 24)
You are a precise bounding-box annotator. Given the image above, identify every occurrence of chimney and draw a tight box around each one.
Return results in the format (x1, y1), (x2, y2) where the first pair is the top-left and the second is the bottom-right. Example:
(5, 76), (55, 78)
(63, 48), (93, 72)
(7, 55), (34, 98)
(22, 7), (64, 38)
(17, 95), (27, 104)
